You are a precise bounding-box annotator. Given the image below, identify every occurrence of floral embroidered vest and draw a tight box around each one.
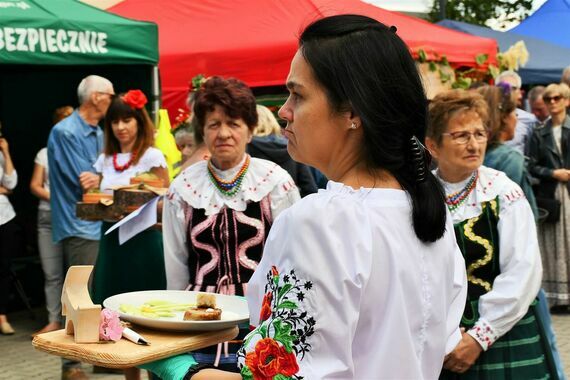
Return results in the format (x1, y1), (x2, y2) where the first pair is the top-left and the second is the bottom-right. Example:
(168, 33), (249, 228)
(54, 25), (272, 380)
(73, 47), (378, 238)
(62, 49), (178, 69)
(185, 197), (273, 296)
(453, 198), (501, 327)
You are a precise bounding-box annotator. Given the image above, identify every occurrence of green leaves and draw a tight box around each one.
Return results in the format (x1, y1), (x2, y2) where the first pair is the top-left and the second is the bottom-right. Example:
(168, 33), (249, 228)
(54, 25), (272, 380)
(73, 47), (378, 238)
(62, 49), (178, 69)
(475, 54), (489, 66)
(428, 0), (533, 29)
(418, 49), (427, 63)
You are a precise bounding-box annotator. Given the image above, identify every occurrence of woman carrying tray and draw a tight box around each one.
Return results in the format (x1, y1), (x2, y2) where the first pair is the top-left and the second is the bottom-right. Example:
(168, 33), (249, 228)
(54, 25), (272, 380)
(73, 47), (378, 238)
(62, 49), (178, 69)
(145, 14), (466, 380)
(80, 90), (169, 380)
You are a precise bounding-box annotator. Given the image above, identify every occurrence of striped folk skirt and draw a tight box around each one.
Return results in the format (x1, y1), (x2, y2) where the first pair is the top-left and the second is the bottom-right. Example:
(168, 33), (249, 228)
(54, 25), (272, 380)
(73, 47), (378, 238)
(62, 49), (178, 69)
(440, 300), (558, 380)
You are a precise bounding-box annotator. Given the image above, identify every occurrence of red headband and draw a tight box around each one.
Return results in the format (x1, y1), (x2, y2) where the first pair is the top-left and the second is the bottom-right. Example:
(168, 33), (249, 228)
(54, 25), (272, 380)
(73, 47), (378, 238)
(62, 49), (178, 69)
(122, 90), (147, 109)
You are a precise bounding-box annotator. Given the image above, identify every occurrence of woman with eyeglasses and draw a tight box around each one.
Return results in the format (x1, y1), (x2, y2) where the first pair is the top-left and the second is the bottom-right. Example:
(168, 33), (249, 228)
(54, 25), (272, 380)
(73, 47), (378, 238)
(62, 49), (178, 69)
(529, 83), (570, 313)
(426, 90), (556, 379)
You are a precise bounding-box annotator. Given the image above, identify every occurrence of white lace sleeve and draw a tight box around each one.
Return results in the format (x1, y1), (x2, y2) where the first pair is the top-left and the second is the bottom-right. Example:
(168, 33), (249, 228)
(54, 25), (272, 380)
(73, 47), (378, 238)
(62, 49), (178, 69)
(162, 185), (190, 290)
(141, 147), (167, 170)
(93, 153), (105, 173)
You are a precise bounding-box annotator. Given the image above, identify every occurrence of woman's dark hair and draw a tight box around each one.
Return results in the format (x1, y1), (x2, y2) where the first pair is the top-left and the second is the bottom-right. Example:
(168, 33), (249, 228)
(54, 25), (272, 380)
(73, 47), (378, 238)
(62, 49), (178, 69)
(300, 14), (446, 242)
(192, 76), (258, 137)
(104, 94), (155, 165)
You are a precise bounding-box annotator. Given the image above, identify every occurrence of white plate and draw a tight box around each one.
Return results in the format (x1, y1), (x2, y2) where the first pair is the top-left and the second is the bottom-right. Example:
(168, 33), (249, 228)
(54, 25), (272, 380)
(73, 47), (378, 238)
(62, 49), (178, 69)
(103, 290), (249, 332)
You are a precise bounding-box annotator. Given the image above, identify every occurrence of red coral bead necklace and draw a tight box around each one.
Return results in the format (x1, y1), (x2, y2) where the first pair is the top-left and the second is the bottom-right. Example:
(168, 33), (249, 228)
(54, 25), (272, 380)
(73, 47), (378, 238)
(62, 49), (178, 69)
(113, 151), (137, 172)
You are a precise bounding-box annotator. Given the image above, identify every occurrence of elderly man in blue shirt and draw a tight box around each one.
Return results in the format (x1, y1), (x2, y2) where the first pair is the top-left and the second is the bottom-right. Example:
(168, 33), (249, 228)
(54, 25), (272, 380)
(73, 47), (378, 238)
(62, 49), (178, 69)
(497, 70), (538, 156)
(47, 75), (113, 380)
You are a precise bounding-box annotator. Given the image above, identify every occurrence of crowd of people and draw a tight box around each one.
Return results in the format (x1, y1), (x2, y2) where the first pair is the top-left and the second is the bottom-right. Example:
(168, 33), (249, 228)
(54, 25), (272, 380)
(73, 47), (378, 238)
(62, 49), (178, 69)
(2, 12), (570, 380)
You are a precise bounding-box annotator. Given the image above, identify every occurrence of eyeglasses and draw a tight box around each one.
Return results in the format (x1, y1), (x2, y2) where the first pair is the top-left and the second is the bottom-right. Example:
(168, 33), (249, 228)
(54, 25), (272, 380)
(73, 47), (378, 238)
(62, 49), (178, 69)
(442, 130), (488, 145)
(97, 91), (115, 97)
(543, 95), (563, 103)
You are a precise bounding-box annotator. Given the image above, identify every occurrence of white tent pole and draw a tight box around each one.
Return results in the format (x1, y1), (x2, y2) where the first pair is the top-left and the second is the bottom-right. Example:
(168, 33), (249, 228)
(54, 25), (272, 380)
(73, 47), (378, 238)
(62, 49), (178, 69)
(151, 65), (160, 121)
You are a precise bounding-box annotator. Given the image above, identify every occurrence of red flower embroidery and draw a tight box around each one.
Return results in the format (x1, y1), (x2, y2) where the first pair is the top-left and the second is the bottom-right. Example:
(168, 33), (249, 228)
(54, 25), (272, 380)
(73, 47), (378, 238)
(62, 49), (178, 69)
(245, 338), (299, 380)
(122, 89), (147, 109)
(259, 292), (272, 322)
(271, 266), (279, 277)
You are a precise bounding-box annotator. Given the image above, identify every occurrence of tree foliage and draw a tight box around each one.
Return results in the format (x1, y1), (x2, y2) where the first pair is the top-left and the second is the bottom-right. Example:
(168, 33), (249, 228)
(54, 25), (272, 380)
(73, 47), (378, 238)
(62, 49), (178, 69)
(429, 0), (534, 29)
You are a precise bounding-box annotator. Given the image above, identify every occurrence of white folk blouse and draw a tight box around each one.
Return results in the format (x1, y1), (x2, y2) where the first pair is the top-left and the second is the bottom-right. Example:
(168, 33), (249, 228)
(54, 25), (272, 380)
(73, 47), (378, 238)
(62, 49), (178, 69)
(0, 151), (17, 225)
(437, 165), (542, 351)
(163, 155), (300, 291)
(237, 181), (467, 379)
(93, 147), (167, 192)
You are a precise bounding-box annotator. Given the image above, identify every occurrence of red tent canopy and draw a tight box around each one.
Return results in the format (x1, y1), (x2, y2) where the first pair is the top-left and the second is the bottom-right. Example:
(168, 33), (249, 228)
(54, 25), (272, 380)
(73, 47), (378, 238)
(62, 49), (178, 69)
(109, 0), (497, 118)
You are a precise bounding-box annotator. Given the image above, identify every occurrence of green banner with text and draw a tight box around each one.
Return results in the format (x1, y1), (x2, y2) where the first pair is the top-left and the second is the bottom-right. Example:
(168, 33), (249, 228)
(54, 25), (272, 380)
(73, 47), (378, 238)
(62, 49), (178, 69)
(0, 0), (158, 65)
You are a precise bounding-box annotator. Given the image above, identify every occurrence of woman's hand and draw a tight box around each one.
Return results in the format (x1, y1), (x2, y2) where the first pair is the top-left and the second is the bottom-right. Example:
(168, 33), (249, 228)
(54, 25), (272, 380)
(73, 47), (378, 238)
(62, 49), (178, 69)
(443, 329), (483, 373)
(552, 169), (570, 182)
(0, 138), (9, 154)
(79, 172), (101, 191)
(0, 186), (11, 195)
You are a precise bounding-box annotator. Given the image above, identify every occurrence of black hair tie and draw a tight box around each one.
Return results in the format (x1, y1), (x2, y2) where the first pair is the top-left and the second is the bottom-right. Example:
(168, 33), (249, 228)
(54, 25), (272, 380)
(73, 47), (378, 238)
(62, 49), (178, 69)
(389, 25), (398, 33)
(409, 136), (430, 183)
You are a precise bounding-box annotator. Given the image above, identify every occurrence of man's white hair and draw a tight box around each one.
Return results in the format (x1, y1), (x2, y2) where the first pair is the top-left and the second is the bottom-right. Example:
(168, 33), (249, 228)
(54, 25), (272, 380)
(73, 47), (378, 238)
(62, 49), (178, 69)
(562, 65), (570, 86)
(77, 75), (113, 105)
(496, 70), (522, 88)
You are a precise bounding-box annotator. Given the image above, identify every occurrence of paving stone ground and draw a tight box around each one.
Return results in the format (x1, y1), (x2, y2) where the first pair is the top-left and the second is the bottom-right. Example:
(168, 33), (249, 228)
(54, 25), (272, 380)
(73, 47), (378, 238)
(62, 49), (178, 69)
(1, 308), (568, 379)
(0, 308), (147, 380)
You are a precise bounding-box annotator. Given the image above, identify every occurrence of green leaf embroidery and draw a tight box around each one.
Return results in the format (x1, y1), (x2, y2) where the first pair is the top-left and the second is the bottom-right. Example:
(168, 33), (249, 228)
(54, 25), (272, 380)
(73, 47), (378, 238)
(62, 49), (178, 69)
(277, 283), (293, 301)
(240, 365), (254, 380)
(277, 300), (298, 309)
(273, 319), (295, 352)
(274, 375), (292, 380)
(428, 61), (437, 72)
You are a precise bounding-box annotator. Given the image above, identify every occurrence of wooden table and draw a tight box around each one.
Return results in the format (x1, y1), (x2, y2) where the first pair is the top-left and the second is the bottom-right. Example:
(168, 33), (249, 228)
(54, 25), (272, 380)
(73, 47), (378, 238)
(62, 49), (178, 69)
(32, 326), (239, 369)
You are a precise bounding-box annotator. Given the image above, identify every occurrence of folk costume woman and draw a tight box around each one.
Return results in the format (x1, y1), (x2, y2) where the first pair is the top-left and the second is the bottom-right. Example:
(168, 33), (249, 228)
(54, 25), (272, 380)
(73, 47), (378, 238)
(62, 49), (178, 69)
(162, 76), (300, 369)
(143, 15), (467, 380)
(81, 90), (169, 305)
(426, 90), (557, 379)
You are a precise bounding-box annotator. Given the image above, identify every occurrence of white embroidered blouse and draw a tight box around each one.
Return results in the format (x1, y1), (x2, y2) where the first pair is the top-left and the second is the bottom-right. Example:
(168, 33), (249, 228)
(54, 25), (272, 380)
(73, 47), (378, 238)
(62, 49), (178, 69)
(238, 181), (467, 379)
(437, 165), (542, 351)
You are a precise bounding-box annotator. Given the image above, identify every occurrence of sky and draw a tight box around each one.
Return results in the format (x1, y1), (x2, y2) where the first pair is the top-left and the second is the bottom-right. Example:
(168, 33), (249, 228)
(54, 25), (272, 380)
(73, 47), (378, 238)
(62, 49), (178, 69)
(362, 0), (548, 29)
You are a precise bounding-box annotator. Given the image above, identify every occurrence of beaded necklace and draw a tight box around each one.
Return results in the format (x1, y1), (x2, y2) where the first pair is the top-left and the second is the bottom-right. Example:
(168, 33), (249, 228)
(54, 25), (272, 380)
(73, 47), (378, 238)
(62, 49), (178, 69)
(207, 155), (250, 197)
(445, 170), (478, 213)
(113, 151), (136, 172)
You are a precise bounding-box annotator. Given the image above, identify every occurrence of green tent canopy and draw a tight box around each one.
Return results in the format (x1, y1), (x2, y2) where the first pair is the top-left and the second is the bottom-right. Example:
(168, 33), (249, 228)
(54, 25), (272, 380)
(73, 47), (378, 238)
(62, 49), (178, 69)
(0, 0), (158, 65)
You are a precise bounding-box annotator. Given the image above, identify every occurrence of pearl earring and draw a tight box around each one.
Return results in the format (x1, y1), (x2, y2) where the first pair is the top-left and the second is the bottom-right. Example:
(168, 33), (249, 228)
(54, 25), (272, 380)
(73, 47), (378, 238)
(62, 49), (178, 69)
(350, 122), (357, 130)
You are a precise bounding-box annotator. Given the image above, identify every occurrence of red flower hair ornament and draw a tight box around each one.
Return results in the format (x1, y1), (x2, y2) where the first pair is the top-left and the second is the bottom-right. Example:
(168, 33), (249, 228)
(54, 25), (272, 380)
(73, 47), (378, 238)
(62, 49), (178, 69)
(122, 89), (147, 109)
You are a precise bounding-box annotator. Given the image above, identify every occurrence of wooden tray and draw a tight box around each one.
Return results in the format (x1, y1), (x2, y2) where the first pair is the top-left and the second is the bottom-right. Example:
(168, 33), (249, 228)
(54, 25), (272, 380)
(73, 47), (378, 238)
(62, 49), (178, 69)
(32, 326), (238, 369)
(76, 188), (163, 222)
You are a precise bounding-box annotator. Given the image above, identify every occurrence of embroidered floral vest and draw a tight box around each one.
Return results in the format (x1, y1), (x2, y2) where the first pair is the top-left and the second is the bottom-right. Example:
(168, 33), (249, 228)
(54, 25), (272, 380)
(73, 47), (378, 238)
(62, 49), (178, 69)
(453, 197), (501, 327)
(185, 197), (273, 296)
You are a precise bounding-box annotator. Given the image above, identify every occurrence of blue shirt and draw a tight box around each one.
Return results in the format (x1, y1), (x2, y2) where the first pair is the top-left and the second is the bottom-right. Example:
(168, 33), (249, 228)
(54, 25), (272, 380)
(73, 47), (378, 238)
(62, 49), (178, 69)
(48, 110), (103, 242)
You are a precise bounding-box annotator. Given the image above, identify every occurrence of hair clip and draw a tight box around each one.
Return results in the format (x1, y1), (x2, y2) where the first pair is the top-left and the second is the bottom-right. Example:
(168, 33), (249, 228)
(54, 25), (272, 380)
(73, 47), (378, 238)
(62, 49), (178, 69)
(496, 81), (512, 96)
